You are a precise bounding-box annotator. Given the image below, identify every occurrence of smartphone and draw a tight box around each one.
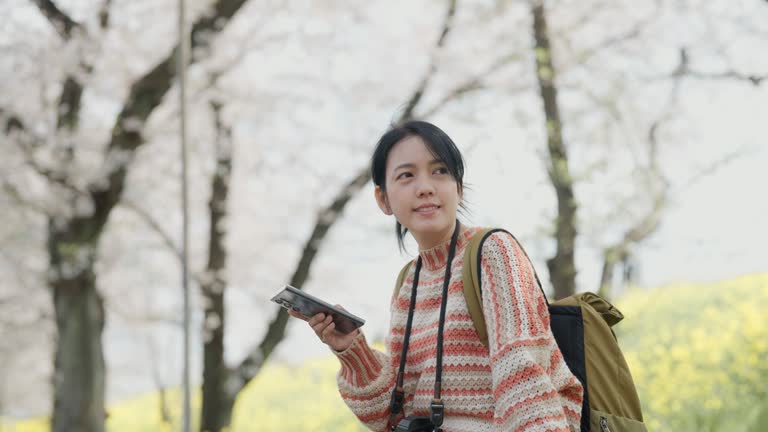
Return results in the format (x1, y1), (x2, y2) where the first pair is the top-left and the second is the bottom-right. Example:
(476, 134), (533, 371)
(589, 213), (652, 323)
(270, 285), (365, 334)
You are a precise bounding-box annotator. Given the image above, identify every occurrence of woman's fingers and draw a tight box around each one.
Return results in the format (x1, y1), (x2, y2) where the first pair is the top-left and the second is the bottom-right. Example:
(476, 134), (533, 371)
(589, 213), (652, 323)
(311, 314), (333, 339)
(299, 312), (355, 350)
(287, 310), (309, 321)
(321, 321), (336, 341)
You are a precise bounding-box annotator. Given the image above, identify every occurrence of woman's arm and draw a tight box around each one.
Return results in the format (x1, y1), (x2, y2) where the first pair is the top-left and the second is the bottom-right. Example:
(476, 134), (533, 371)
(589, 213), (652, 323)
(479, 232), (583, 432)
(292, 306), (398, 431)
(334, 331), (398, 432)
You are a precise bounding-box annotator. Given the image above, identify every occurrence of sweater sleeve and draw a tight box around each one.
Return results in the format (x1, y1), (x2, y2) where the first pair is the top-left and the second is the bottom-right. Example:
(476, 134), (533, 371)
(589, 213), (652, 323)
(479, 232), (583, 432)
(334, 329), (397, 431)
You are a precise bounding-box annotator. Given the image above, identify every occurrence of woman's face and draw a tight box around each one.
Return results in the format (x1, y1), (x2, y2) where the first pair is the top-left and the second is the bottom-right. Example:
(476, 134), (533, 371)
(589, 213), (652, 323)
(375, 135), (461, 250)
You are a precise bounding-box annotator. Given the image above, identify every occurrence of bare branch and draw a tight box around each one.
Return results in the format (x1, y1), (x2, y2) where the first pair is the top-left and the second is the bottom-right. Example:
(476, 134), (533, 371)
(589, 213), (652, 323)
(419, 52), (526, 119)
(238, 0), (461, 384)
(99, 0), (113, 30)
(559, 5), (658, 69)
(1, 178), (50, 215)
(89, 0), (253, 239)
(597, 73), (681, 297)
(1, 108), (26, 135)
(28, 0), (89, 185)
(398, 0), (458, 123)
(0, 310), (51, 330)
(106, 302), (183, 327)
(145, 335), (173, 425)
(30, 0), (81, 40)
(683, 69), (766, 86)
(147, 30), (292, 130)
(645, 47), (768, 86)
(119, 200), (207, 287)
(682, 145), (754, 189)
(120, 201), (182, 263)
(554, 0), (612, 37)
(1, 106), (80, 194)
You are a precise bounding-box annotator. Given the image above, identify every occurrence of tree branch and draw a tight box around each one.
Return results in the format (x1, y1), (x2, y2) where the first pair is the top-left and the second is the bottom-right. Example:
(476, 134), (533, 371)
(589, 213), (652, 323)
(596, 77), (679, 298)
(120, 200), (206, 288)
(419, 52), (525, 119)
(120, 201), (183, 263)
(398, 0), (458, 123)
(0, 178), (50, 215)
(28, 0), (90, 191)
(106, 302), (183, 327)
(30, 0), (81, 40)
(233, 0), (462, 393)
(99, 0), (113, 30)
(86, 0), (252, 240)
(644, 47), (768, 86)
(564, 7), (657, 67)
(1, 108), (26, 135)
(1, 106), (80, 194)
(683, 69), (766, 86)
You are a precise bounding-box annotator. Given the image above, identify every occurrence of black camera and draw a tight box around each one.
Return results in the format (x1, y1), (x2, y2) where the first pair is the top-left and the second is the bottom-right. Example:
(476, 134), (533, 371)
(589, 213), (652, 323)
(394, 416), (437, 432)
(393, 400), (444, 432)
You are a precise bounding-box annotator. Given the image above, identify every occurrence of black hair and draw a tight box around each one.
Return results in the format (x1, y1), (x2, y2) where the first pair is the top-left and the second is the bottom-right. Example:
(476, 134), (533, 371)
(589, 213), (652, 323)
(370, 120), (469, 252)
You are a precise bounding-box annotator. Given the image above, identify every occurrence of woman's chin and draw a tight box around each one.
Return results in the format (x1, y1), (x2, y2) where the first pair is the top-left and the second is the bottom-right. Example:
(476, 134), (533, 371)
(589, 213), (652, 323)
(408, 218), (452, 237)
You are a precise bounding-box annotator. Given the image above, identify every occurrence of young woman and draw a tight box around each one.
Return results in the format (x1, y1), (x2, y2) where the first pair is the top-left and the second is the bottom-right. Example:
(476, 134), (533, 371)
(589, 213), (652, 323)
(291, 121), (583, 431)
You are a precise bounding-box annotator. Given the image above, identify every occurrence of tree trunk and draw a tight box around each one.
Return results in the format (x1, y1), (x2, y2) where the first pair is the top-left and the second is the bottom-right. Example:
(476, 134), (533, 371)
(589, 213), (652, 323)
(48, 224), (105, 432)
(200, 101), (235, 432)
(29, 1), (254, 430)
(598, 246), (623, 298)
(598, 194), (665, 299)
(531, 0), (577, 300)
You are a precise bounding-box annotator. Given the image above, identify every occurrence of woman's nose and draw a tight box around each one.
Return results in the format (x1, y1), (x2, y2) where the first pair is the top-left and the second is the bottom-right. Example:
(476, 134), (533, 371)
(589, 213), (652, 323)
(416, 178), (435, 197)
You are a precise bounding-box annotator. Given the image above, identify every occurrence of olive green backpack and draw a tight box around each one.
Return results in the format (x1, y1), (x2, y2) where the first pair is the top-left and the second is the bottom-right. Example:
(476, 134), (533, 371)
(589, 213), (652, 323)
(394, 228), (647, 432)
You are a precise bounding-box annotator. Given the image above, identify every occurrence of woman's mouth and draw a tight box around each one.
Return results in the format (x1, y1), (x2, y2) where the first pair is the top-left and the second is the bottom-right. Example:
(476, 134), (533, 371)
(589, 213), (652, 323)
(414, 204), (440, 214)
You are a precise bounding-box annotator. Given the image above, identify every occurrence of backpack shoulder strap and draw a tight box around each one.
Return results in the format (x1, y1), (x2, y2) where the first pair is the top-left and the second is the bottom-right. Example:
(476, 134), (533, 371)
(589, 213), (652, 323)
(462, 228), (550, 347)
(392, 260), (413, 303)
(462, 228), (497, 347)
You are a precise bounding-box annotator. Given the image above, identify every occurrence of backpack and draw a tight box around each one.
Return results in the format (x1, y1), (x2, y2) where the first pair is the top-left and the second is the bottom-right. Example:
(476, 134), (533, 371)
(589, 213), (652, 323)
(393, 228), (647, 432)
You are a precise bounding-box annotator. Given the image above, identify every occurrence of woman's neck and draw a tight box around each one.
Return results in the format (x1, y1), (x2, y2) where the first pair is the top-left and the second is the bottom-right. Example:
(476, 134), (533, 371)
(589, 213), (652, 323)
(414, 221), (458, 251)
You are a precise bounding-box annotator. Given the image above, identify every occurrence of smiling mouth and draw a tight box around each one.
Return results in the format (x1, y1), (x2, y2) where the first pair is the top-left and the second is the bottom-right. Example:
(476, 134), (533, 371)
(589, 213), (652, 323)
(414, 205), (440, 213)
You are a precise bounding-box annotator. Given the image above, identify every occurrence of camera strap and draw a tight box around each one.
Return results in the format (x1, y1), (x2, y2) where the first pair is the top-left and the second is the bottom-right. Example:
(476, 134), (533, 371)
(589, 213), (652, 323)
(389, 220), (460, 431)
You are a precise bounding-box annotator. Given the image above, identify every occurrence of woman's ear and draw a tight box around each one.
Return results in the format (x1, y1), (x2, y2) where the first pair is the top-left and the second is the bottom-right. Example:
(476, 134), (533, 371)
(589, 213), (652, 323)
(374, 186), (393, 215)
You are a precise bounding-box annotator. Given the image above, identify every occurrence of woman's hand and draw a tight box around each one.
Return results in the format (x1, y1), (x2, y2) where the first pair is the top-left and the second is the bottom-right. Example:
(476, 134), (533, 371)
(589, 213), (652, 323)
(288, 306), (359, 352)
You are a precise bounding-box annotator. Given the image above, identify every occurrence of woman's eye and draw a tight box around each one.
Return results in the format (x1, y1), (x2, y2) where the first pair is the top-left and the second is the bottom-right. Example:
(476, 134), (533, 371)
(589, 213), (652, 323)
(434, 167), (448, 175)
(396, 172), (412, 180)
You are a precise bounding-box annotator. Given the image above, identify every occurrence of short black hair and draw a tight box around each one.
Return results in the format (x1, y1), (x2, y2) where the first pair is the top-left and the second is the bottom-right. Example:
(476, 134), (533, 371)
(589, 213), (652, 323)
(370, 120), (468, 252)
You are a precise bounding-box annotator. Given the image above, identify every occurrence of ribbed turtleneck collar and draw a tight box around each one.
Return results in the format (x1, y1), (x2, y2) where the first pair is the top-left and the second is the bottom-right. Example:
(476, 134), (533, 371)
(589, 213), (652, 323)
(418, 224), (474, 271)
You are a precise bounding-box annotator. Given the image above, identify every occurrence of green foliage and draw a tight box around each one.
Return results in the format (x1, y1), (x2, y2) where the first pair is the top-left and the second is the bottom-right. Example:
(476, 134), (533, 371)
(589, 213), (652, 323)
(5, 276), (767, 431)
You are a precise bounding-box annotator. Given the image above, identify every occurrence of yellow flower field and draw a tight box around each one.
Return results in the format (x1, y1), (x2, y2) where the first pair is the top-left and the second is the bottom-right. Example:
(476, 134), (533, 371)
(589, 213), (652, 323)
(616, 273), (768, 432)
(5, 274), (767, 431)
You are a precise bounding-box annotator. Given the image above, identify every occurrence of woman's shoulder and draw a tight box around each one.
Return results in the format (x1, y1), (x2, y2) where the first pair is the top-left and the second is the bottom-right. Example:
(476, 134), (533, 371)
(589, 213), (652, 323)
(467, 226), (518, 243)
(472, 228), (527, 257)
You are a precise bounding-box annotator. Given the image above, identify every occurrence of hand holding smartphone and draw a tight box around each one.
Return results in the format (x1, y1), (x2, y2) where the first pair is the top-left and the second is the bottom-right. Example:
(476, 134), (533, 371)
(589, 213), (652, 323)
(271, 285), (365, 334)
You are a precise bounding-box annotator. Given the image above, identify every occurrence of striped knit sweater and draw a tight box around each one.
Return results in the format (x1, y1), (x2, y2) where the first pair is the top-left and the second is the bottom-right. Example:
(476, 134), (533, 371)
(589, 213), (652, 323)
(335, 226), (583, 432)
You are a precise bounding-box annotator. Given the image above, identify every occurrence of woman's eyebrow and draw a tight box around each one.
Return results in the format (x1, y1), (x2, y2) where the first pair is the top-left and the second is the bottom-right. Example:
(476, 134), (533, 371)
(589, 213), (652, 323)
(393, 159), (443, 172)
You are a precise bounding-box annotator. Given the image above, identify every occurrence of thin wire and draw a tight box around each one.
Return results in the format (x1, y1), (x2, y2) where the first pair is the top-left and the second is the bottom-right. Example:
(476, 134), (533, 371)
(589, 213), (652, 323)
(178, 0), (191, 430)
